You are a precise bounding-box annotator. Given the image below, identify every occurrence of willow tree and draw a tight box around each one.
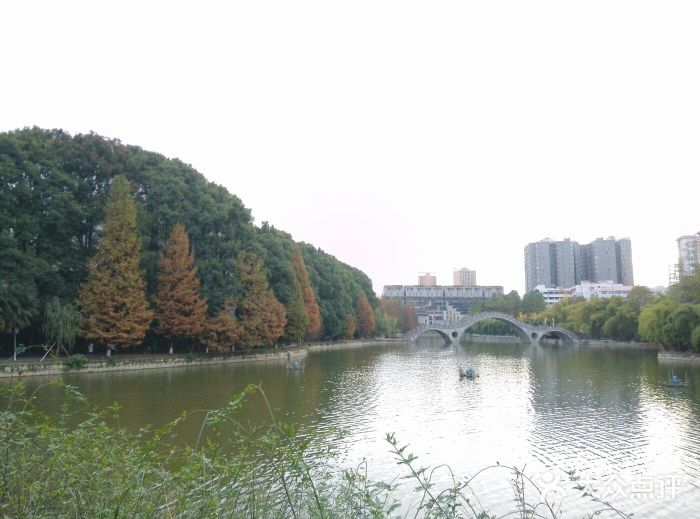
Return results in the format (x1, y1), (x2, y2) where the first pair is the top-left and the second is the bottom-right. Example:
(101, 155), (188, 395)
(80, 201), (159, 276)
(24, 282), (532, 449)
(291, 248), (321, 338)
(154, 224), (207, 353)
(236, 251), (286, 349)
(77, 176), (152, 352)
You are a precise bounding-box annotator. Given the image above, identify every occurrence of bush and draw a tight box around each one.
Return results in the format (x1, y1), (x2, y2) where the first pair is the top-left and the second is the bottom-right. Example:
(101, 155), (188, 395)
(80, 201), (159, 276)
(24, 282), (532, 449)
(63, 354), (88, 370)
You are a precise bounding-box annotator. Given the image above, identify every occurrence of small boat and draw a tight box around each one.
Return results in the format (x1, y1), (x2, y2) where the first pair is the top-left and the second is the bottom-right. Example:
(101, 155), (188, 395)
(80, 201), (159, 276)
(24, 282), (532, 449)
(459, 367), (478, 379)
(663, 371), (689, 388)
(287, 360), (304, 370)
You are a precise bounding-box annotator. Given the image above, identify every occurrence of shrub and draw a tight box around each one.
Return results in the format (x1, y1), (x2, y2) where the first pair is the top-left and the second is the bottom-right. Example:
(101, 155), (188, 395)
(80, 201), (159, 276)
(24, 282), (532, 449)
(63, 354), (88, 370)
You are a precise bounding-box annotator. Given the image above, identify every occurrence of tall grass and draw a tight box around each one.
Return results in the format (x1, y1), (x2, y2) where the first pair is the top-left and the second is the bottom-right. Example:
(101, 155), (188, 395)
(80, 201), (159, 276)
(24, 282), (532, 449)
(0, 382), (629, 518)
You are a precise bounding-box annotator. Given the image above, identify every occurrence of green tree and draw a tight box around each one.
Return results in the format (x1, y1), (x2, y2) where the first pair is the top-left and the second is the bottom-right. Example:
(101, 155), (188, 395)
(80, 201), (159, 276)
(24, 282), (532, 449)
(639, 298), (678, 346)
(661, 304), (700, 350)
(522, 291), (546, 315)
(0, 280), (38, 360)
(626, 286), (656, 311)
(76, 176), (153, 352)
(668, 266), (700, 304)
(42, 297), (80, 356)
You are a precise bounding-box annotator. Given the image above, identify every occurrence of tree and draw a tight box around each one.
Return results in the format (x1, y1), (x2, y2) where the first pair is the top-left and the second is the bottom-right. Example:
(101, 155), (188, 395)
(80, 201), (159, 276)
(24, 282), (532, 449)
(282, 284), (309, 344)
(202, 298), (241, 352)
(343, 314), (356, 340)
(42, 297), (80, 356)
(626, 286), (656, 311)
(639, 298), (678, 346)
(355, 292), (376, 338)
(291, 249), (321, 338)
(76, 176), (153, 351)
(522, 291), (546, 315)
(0, 280), (38, 360)
(154, 225), (207, 353)
(236, 252), (287, 349)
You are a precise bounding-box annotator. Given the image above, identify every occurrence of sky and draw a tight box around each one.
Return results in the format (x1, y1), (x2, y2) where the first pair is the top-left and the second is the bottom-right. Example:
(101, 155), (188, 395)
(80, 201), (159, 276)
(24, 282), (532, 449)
(2, 1), (699, 296)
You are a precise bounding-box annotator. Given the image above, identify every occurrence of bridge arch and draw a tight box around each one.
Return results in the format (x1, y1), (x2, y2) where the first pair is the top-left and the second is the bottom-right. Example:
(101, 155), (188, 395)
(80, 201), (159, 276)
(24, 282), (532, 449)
(460, 315), (531, 344)
(405, 312), (580, 346)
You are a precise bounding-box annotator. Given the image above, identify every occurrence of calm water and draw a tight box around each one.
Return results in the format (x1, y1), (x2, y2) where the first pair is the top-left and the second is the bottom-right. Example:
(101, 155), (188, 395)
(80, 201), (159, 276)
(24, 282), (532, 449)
(8, 339), (700, 517)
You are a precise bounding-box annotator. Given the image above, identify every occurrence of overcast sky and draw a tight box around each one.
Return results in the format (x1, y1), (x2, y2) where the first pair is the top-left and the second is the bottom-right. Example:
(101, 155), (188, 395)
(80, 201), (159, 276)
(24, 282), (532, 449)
(2, 1), (699, 295)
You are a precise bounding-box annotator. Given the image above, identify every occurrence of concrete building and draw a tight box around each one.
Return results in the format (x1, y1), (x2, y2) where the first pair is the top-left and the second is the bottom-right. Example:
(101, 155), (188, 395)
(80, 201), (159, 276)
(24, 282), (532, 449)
(533, 285), (572, 308)
(524, 236), (634, 292)
(525, 239), (555, 293)
(453, 267), (476, 286)
(418, 273), (437, 286)
(382, 284), (504, 323)
(678, 232), (700, 276)
(572, 280), (633, 300)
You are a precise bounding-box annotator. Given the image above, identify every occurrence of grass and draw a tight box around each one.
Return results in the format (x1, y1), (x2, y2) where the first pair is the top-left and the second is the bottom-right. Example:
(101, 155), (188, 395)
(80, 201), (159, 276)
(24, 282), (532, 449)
(0, 382), (631, 518)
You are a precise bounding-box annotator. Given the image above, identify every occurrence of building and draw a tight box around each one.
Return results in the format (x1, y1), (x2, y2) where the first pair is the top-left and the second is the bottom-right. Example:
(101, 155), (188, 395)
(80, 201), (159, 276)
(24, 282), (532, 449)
(453, 267), (476, 286)
(418, 273), (437, 286)
(524, 236), (634, 292)
(533, 285), (572, 308)
(382, 284), (504, 324)
(572, 280), (633, 300)
(678, 232), (700, 276)
(525, 239), (556, 293)
(534, 281), (635, 307)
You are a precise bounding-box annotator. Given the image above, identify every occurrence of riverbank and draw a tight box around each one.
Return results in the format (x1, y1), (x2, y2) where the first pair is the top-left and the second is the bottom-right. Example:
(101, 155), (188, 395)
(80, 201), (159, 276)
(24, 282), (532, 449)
(0, 339), (407, 378)
(658, 351), (700, 363)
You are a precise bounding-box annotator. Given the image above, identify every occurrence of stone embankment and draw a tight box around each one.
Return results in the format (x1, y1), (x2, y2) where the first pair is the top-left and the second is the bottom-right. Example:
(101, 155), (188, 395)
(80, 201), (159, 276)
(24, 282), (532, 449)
(0, 339), (406, 379)
(658, 351), (700, 363)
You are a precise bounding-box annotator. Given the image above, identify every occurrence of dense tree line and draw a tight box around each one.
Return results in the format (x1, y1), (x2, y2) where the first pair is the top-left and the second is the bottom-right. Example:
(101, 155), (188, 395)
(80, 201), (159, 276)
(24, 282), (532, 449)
(0, 128), (379, 354)
(470, 274), (700, 351)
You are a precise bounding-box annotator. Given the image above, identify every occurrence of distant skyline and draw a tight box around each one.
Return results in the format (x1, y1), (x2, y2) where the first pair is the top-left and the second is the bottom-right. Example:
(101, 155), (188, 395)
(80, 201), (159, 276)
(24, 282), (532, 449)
(2, 1), (699, 295)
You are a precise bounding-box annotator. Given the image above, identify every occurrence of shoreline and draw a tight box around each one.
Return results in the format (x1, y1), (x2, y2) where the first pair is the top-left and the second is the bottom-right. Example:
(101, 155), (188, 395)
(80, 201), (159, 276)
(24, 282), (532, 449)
(657, 351), (700, 363)
(0, 339), (407, 379)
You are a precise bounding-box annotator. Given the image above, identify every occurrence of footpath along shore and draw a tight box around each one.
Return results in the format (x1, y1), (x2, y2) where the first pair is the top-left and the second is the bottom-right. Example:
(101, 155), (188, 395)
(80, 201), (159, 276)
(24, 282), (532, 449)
(0, 339), (407, 379)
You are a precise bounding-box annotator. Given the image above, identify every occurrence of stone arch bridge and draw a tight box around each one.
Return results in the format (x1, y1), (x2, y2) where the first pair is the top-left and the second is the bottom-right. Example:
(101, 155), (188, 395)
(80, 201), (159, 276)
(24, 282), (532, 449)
(404, 311), (581, 345)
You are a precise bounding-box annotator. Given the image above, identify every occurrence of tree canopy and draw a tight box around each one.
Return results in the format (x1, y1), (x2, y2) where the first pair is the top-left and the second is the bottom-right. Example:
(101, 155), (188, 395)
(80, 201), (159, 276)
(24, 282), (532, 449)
(0, 128), (379, 351)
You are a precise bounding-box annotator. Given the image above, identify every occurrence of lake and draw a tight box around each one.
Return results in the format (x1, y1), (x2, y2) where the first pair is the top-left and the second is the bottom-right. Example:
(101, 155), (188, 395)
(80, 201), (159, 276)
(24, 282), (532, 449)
(9, 338), (700, 517)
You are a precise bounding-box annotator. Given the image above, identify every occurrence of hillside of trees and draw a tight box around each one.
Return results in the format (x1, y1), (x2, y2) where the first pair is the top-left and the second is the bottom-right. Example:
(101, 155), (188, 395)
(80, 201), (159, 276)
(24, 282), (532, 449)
(0, 127), (409, 354)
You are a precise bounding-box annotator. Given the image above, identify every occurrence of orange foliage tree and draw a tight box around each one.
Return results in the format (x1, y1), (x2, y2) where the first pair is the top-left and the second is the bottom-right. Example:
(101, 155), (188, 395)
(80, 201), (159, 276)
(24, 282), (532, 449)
(291, 248), (321, 338)
(154, 224), (207, 352)
(236, 251), (287, 349)
(355, 291), (376, 338)
(77, 176), (152, 350)
(202, 298), (241, 352)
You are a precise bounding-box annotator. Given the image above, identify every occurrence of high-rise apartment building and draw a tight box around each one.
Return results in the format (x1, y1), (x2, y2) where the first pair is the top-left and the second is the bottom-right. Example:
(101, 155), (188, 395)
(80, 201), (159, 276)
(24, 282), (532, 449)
(525, 239), (556, 293)
(524, 237), (633, 292)
(678, 232), (700, 275)
(418, 273), (437, 286)
(453, 267), (476, 286)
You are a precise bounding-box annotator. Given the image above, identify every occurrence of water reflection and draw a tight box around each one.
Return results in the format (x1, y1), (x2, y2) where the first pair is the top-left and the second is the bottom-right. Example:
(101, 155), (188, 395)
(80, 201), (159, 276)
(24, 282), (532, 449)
(6, 340), (700, 517)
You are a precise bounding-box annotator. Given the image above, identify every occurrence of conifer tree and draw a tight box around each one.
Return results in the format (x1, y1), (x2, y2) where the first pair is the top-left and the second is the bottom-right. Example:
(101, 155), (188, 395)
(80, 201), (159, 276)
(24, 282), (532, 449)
(283, 280), (309, 344)
(203, 298), (240, 352)
(355, 292), (376, 338)
(236, 251), (287, 349)
(77, 176), (152, 350)
(343, 314), (356, 340)
(154, 224), (207, 352)
(291, 248), (321, 338)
